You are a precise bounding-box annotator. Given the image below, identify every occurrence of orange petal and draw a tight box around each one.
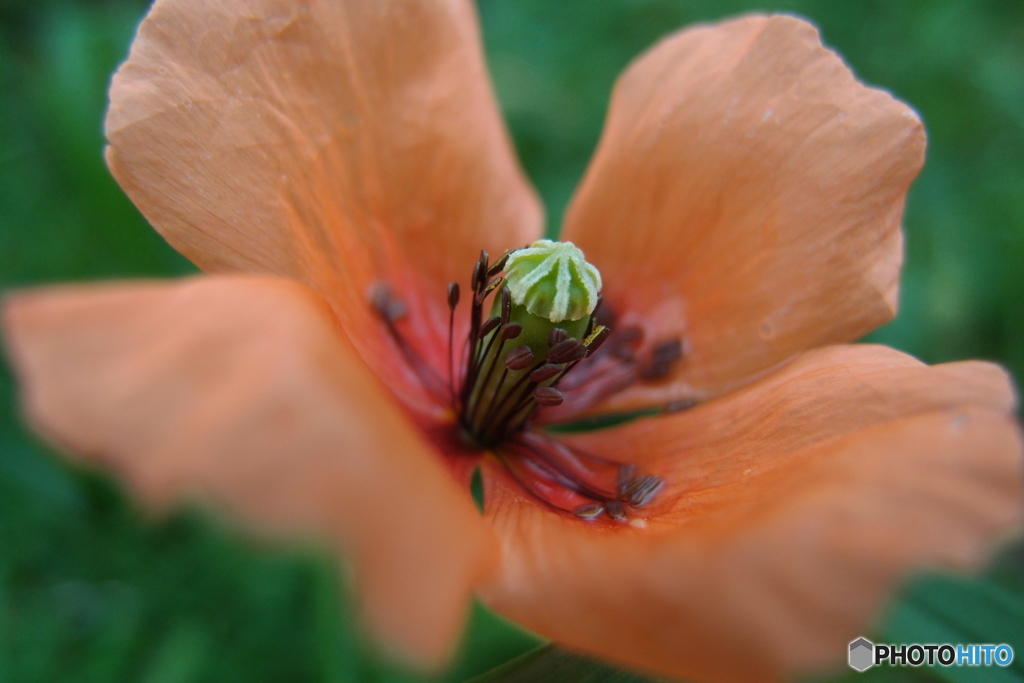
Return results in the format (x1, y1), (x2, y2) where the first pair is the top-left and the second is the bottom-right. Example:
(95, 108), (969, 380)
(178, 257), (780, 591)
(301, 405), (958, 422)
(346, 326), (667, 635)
(480, 345), (1022, 682)
(106, 0), (542, 399)
(563, 15), (925, 408)
(3, 276), (495, 669)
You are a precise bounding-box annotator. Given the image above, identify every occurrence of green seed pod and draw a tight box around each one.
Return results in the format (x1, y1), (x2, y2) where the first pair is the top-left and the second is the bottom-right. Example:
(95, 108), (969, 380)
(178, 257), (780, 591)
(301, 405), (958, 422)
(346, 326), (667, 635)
(503, 240), (602, 324)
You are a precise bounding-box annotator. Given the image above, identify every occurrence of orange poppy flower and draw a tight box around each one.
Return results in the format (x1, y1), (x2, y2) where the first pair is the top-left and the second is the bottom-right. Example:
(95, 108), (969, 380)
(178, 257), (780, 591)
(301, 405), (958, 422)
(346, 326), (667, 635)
(3, 2), (1022, 681)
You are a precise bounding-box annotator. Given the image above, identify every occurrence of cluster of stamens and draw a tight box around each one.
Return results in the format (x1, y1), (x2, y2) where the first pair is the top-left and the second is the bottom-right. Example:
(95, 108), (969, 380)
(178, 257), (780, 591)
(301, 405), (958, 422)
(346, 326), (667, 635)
(499, 432), (666, 523)
(373, 243), (688, 524)
(449, 249), (609, 447)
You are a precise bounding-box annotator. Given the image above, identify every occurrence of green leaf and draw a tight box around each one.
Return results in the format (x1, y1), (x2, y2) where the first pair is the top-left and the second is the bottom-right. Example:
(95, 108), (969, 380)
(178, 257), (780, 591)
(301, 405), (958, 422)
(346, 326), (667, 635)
(466, 644), (666, 683)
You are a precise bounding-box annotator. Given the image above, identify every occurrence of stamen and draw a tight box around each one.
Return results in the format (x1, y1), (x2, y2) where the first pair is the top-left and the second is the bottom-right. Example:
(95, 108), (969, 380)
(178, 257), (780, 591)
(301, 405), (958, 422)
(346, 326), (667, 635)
(504, 345), (535, 370)
(548, 339), (589, 366)
(370, 282), (407, 322)
(500, 322), (523, 340)
(534, 386), (564, 406)
(476, 277), (503, 305)
(471, 259), (485, 291)
(652, 338), (683, 363)
(500, 287), (512, 324)
(369, 282), (447, 401)
(447, 282), (460, 402)
(604, 500), (627, 522)
(541, 326), (687, 422)
(479, 316), (501, 337)
(609, 327), (643, 360)
(573, 503), (606, 520)
(546, 338), (579, 362)
(447, 282), (461, 309)
(529, 364), (563, 383)
(548, 327), (569, 347)
(468, 322), (523, 432)
(621, 474), (665, 508)
(487, 250), (513, 278)
(641, 339), (685, 380)
(584, 325), (611, 355)
(616, 463), (638, 494)
(473, 349), (528, 441)
(498, 432), (666, 523)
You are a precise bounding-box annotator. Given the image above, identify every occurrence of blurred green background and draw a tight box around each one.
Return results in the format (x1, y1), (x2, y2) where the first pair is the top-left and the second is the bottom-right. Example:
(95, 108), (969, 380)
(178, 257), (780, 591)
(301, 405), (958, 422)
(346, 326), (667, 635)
(1, 0), (1023, 681)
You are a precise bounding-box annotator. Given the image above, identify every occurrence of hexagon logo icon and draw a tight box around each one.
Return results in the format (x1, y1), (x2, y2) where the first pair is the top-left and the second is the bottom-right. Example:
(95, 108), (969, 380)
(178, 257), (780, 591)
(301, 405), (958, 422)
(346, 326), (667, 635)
(849, 637), (875, 672)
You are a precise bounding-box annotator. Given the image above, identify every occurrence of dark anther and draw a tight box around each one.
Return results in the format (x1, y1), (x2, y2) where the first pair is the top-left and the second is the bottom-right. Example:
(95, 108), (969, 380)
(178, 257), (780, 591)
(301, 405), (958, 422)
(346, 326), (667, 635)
(475, 277), (504, 306)
(585, 326), (611, 354)
(529, 364), (563, 383)
(546, 338), (579, 362)
(534, 386), (564, 406)
(476, 250), (490, 285)
(447, 282), (460, 309)
(605, 500), (627, 522)
(471, 260), (484, 292)
(616, 464), (638, 496)
(370, 283), (406, 322)
(500, 322), (523, 340)
(652, 338), (683, 364)
(640, 360), (672, 380)
(479, 316), (501, 337)
(570, 342), (590, 362)
(371, 282), (450, 401)
(500, 287), (511, 324)
(623, 475), (665, 508)
(487, 250), (512, 277)
(505, 345), (535, 370)
(573, 503), (605, 520)
(550, 342), (588, 365)
(446, 282), (461, 403)
(609, 326), (643, 357)
(548, 327), (569, 347)
(641, 338), (684, 380)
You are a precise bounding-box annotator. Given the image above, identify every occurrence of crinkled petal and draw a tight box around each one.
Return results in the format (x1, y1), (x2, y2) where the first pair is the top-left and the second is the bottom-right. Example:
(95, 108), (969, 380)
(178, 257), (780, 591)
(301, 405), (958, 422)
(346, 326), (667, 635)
(563, 15), (925, 408)
(480, 345), (1022, 682)
(106, 0), (542, 404)
(3, 276), (495, 669)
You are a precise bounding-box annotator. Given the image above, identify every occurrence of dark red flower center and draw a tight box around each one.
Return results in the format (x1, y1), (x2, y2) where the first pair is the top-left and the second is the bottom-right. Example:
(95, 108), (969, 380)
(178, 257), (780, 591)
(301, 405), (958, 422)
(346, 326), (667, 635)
(372, 248), (688, 523)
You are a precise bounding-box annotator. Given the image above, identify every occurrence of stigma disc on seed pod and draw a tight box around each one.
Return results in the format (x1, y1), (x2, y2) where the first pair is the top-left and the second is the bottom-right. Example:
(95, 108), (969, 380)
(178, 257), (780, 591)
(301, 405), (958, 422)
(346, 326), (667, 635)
(503, 240), (602, 323)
